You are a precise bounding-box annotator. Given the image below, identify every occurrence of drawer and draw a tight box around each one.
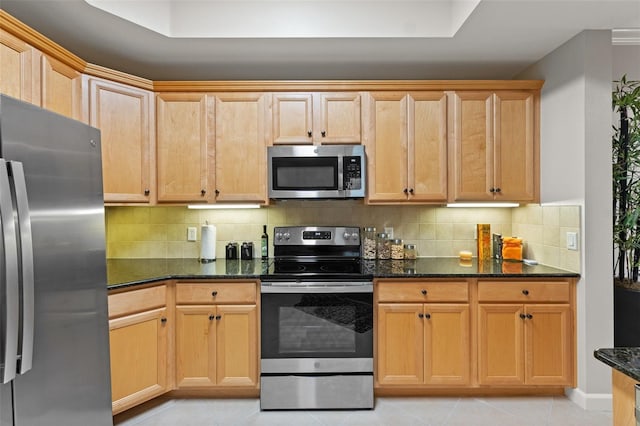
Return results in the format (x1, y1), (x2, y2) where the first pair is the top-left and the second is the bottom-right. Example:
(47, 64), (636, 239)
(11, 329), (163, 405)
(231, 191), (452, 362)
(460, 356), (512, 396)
(108, 285), (166, 318)
(477, 280), (570, 302)
(377, 281), (469, 302)
(176, 282), (256, 304)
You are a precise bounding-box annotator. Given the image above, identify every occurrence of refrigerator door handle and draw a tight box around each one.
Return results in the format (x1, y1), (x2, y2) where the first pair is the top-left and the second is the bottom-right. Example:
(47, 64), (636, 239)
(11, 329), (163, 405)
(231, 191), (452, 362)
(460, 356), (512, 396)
(10, 161), (34, 374)
(0, 159), (20, 384)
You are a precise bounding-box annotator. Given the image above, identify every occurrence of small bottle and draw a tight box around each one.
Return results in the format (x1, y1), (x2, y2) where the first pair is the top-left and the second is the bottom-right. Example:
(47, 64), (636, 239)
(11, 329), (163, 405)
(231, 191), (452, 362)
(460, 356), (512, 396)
(261, 225), (268, 259)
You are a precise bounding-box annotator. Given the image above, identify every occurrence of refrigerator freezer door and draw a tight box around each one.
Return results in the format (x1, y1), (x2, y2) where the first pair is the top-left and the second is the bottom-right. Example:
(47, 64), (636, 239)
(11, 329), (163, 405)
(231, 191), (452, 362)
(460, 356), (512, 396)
(0, 95), (112, 426)
(0, 382), (12, 426)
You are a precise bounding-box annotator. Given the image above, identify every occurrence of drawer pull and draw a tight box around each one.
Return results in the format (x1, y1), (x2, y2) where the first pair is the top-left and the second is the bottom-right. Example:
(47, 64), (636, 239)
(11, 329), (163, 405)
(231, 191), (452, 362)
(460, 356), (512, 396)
(522, 289), (529, 295)
(421, 289), (427, 295)
(209, 314), (215, 321)
(519, 313), (526, 319)
(211, 291), (218, 297)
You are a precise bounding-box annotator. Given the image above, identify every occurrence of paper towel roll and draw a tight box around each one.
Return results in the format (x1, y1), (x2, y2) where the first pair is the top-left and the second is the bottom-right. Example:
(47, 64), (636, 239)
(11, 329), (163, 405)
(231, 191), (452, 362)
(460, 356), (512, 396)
(200, 224), (216, 261)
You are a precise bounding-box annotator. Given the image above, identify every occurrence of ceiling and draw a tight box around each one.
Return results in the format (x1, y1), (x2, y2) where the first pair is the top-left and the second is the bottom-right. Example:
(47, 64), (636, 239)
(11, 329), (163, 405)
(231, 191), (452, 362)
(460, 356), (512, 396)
(2, 0), (640, 81)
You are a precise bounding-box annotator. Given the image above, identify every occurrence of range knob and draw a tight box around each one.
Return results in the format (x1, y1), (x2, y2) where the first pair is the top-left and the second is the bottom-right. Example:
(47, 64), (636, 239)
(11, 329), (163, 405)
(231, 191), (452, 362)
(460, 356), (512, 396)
(283, 232), (291, 241)
(343, 232), (352, 240)
(275, 232), (283, 241)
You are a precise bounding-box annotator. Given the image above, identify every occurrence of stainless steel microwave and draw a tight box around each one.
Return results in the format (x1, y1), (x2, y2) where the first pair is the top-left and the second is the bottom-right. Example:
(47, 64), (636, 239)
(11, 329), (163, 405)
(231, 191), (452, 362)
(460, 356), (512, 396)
(268, 145), (366, 200)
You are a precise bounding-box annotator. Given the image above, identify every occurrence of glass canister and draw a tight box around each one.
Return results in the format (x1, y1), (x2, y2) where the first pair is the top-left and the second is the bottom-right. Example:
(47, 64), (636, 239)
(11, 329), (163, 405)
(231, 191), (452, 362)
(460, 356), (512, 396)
(404, 244), (417, 260)
(363, 227), (377, 260)
(376, 233), (391, 259)
(391, 239), (404, 259)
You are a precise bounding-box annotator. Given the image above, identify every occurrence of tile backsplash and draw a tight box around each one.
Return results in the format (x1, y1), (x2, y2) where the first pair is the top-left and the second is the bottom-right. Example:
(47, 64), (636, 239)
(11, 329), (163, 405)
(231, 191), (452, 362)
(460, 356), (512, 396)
(105, 202), (581, 273)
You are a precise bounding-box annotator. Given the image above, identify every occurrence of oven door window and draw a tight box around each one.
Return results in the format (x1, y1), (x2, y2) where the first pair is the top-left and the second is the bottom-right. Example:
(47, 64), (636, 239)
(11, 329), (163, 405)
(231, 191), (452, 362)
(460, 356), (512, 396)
(272, 157), (338, 191)
(261, 292), (373, 359)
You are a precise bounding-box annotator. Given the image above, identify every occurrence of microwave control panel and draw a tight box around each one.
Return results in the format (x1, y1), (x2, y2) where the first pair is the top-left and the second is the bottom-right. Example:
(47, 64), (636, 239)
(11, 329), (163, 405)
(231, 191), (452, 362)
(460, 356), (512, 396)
(343, 156), (362, 190)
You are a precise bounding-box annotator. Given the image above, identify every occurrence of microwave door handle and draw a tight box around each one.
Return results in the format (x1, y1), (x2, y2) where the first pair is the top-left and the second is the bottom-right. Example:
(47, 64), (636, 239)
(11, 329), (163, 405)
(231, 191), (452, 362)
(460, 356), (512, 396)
(337, 155), (344, 191)
(0, 160), (20, 384)
(10, 162), (34, 374)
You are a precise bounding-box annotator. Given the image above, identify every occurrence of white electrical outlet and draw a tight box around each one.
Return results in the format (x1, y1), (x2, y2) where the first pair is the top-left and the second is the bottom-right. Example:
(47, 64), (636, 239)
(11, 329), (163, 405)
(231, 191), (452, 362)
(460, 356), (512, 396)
(187, 226), (197, 242)
(566, 232), (578, 251)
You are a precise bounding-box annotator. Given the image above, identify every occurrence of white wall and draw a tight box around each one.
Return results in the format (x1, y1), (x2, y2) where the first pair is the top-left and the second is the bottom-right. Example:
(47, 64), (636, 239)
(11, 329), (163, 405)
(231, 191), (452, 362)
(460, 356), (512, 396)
(613, 45), (640, 80)
(517, 30), (613, 411)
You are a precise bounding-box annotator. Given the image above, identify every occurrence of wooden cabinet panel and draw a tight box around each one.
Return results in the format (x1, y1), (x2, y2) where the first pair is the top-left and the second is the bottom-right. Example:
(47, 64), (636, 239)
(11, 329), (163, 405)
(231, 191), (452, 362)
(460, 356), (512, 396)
(613, 369), (638, 426)
(90, 78), (153, 203)
(377, 303), (424, 385)
(478, 304), (524, 385)
(0, 29), (39, 104)
(525, 304), (572, 385)
(366, 92), (408, 202)
(109, 307), (168, 414)
(156, 93), (215, 203)
(175, 305), (217, 387)
(423, 304), (470, 385)
(215, 93), (269, 203)
(377, 281), (469, 303)
(477, 281), (570, 303)
(315, 92), (361, 144)
(408, 92), (448, 201)
(272, 93), (313, 144)
(40, 55), (86, 122)
(216, 304), (258, 386)
(108, 285), (166, 318)
(176, 282), (257, 304)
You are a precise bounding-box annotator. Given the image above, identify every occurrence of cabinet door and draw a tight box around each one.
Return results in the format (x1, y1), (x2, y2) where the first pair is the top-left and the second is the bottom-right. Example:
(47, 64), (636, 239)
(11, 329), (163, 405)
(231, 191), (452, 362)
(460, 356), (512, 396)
(90, 78), (153, 203)
(494, 91), (536, 202)
(314, 92), (361, 144)
(423, 304), (470, 385)
(408, 92), (448, 202)
(449, 92), (493, 201)
(109, 308), (168, 414)
(0, 29), (39, 104)
(524, 304), (572, 385)
(216, 304), (258, 387)
(175, 305), (217, 387)
(272, 93), (313, 144)
(40, 55), (86, 122)
(215, 93), (269, 203)
(156, 93), (215, 203)
(376, 303), (423, 385)
(366, 92), (408, 202)
(478, 304), (524, 385)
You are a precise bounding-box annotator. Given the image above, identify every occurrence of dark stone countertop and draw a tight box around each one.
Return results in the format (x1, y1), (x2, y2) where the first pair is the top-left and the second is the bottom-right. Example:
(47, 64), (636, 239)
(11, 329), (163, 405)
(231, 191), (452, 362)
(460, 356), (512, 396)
(594, 348), (640, 382)
(107, 257), (579, 291)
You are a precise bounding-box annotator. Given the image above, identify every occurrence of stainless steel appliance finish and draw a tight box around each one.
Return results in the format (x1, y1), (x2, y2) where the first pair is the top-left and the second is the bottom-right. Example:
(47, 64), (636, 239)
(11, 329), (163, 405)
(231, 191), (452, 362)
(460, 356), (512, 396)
(0, 95), (112, 426)
(268, 145), (365, 199)
(260, 225), (373, 410)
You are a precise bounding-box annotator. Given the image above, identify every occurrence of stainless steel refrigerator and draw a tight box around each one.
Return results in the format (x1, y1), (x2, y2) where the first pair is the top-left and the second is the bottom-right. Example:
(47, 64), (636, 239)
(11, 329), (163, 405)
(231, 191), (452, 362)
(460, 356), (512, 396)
(0, 95), (113, 426)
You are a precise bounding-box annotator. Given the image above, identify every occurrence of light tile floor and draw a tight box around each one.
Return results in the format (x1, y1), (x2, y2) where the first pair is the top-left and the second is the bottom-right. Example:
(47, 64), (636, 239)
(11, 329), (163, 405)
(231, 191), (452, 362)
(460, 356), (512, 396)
(114, 396), (613, 426)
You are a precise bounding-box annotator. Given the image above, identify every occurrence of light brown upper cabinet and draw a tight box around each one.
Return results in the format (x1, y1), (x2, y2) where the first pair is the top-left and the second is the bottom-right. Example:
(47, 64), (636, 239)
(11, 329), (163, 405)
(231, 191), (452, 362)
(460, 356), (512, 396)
(90, 78), (154, 204)
(40, 55), (86, 122)
(156, 93), (215, 203)
(365, 92), (448, 203)
(449, 91), (537, 203)
(215, 93), (270, 203)
(0, 29), (40, 105)
(272, 92), (361, 144)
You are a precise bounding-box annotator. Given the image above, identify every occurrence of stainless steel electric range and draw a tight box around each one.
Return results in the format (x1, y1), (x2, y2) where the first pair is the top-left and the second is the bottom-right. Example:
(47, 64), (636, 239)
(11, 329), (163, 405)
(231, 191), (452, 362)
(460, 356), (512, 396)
(260, 226), (374, 410)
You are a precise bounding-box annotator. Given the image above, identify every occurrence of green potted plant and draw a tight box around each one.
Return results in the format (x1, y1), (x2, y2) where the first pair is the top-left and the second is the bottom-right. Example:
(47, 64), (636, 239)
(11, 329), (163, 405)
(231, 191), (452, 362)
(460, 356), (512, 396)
(613, 75), (640, 346)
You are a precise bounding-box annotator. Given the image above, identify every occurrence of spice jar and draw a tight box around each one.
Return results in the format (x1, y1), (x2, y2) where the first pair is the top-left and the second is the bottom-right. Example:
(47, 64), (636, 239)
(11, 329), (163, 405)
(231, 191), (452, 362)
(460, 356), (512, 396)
(404, 244), (417, 260)
(363, 227), (377, 260)
(391, 239), (404, 259)
(376, 233), (391, 259)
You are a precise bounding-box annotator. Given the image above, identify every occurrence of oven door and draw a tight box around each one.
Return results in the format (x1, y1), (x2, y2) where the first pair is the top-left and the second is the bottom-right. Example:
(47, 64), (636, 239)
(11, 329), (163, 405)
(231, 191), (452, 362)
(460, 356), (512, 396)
(260, 281), (373, 365)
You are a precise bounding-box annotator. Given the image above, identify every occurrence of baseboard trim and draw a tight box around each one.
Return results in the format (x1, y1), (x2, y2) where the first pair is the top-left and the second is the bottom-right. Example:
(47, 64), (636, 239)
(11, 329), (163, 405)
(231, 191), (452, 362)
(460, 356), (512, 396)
(565, 388), (612, 411)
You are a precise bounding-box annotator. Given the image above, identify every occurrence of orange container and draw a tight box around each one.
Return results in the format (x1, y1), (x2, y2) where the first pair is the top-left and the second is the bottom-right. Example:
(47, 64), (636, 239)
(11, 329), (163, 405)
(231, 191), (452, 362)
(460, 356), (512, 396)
(502, 237), (523, 261)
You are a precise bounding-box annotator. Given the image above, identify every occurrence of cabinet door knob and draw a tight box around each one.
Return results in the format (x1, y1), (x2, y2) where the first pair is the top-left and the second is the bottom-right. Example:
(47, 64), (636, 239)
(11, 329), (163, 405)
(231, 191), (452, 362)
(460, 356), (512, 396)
(519, 313), (526, 319)
(216, 315), (222, 320)
(307, 130), (312, 137)
(201, 189), (206, 196)
(215, 189), (220, 196)
(144, 189), (150, 196)
(495, 188), (502, 193)
(403, 188), (408, 194)
(489, 188), (496, 193)
(211, 291), (218, 297)
(424, 313), (431, 319)
(522, 289), (529, 295)
(160, 317), (167, 323)
(321, 131), (326, 137)
(409, 188), (414, 194)
(418, 313), (424, 318)
(421, 289), (427, 295)
(209, 314), (215, 321)
(526, 314), (533, 319)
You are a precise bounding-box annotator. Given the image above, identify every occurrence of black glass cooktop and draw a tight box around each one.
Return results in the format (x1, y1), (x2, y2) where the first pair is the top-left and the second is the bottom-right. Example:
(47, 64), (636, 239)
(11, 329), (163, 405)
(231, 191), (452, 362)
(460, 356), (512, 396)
(263, 257), (371, 281)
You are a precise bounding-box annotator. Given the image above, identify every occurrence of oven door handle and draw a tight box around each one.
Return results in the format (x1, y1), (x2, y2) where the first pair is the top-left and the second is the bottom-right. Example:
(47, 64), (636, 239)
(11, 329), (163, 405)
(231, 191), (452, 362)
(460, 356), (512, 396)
(261, 282), (372, 293)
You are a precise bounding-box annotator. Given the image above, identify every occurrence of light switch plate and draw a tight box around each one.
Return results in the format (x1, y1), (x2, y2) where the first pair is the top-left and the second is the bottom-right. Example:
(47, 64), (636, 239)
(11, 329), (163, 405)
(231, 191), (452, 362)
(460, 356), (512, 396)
(566, 232), (578, 251)
(187, 226), (197, 242)
(384, 227), (394, 239)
